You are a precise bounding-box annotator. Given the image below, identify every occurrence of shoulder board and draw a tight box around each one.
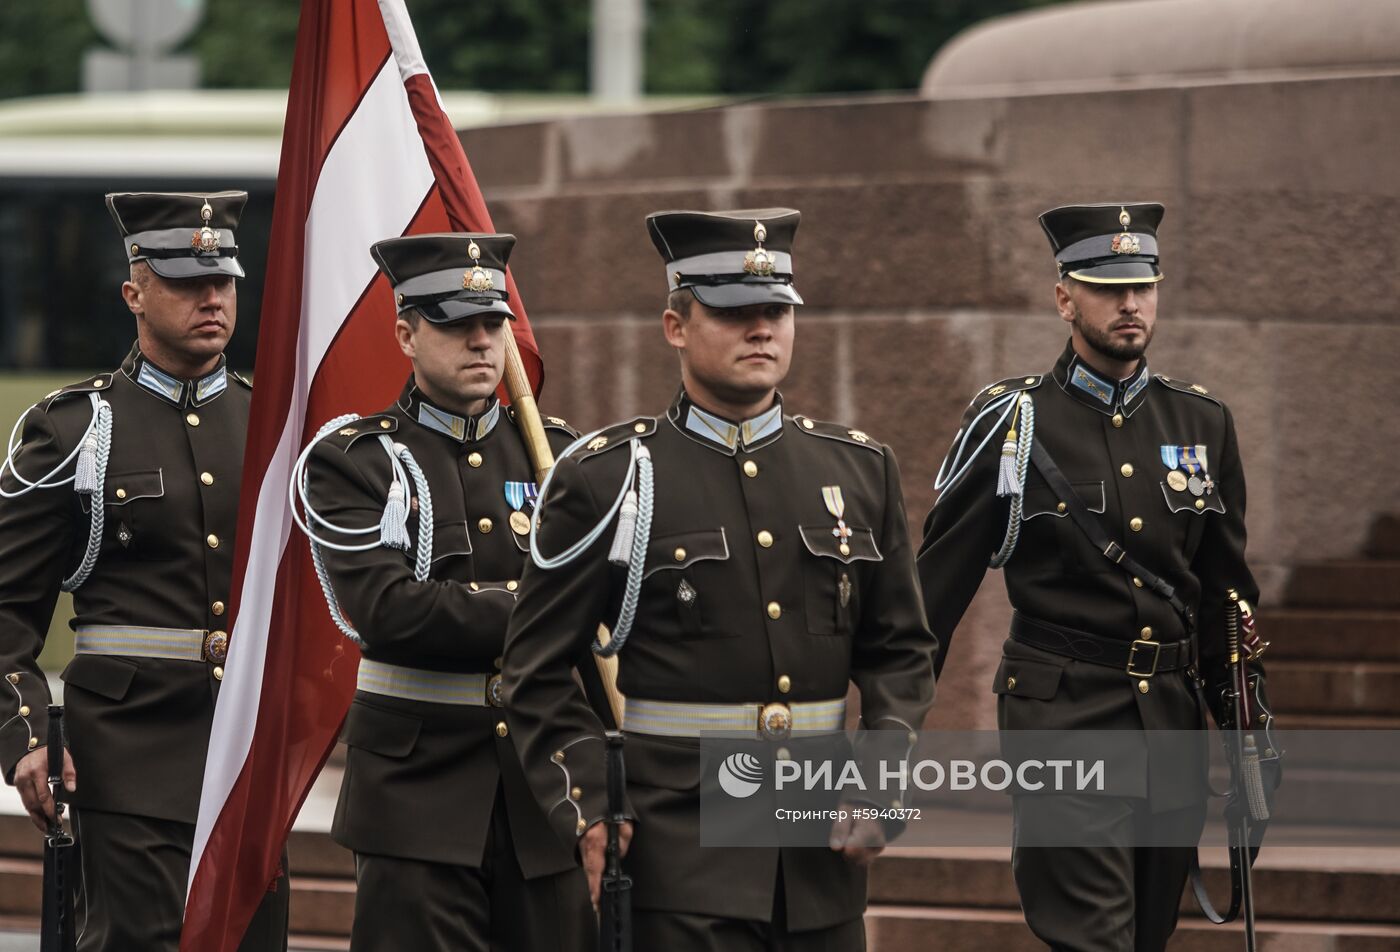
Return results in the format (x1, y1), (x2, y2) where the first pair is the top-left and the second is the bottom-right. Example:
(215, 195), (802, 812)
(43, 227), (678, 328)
(969, 374), (1043, 411)
(231, 370), (252, 389)
(1154, 374), (1222, 406)
(573, 417), (658, 461)
(321, 414), (398, 452)
(792, 415), (884, 453)
(505, 406), (579, 438)
(39, 374), (116, 411)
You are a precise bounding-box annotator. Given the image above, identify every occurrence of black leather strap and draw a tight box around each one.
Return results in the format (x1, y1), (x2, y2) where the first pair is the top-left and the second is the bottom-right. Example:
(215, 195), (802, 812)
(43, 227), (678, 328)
(1011, 612), (1192, 673)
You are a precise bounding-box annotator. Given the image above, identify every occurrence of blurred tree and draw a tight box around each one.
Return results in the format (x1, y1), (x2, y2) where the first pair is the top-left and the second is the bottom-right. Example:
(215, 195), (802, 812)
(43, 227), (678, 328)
(0, 0), (1067, 100)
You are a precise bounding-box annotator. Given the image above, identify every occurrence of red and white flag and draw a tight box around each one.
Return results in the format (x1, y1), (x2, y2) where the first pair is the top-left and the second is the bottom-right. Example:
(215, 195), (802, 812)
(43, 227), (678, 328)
(182, 1), (543, 946)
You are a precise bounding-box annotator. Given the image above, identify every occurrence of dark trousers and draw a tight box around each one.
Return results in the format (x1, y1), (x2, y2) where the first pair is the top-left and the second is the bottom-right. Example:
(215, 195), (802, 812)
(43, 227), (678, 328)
(1011, 796), (1207, 952)
(73, 808), (289, 952)
(348, 806), (595, 952)
(632, 868), (866, 952)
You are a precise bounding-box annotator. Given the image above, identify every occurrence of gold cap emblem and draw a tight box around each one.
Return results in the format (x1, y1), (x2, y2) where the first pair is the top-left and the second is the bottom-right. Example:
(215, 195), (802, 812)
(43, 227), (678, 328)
(191, 199), (220, 254)
(743, 220), (775, 277)
(463, 239), (494, 292)
(1111, 207), (1141, 255)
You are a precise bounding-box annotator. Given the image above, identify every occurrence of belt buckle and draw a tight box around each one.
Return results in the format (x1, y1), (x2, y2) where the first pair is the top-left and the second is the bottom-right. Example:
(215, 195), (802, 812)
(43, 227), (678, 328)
(758, 702), (792, 741)
(1126, 639), (1160, 678)
(202, 630), (228, 664)
(486, 674), (505, 708)
(1103, 541), (1127, 564)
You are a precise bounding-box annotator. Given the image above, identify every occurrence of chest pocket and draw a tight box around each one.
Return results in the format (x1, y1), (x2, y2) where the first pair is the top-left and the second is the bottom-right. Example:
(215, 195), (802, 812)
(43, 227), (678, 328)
(1021, 481), (1105, 520)
(644, 529), (732, 639)
(1160, 483), (1226, 516)
(88, 469), (166, 559)
(799, 524), (882, 636)
(429, 519), (472, 571)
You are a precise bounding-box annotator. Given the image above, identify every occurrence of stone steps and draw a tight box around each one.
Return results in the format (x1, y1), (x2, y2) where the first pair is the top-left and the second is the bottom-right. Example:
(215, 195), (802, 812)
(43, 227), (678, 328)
(1265, 609), (1400, 663)
(1285, 561), (1400, 610)
(1268, 658), (1400, 717)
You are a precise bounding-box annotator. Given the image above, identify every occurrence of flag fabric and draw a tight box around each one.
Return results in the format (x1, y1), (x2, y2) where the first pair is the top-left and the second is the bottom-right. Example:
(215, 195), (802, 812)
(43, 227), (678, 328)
(181, 1), (542, 946)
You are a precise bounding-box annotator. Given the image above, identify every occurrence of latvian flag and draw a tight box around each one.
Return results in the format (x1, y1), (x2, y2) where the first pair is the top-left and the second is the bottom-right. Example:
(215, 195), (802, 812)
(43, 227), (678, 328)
(181, 1), (544, 947)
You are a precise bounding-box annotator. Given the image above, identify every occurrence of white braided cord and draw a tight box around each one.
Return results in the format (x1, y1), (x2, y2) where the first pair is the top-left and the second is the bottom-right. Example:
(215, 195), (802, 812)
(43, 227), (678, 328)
(62, 398), (112, 591)
(594, 446), (652, 657)
(989, 393), (1034, 569)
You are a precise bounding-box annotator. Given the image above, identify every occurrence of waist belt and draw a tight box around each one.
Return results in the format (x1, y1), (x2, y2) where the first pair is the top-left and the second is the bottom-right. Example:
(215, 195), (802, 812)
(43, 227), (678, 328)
(75, 625), (226, 664)
(357, 658), (503, 707)
(1011, 612), (1190, 677)
(623, 697), (846, 740)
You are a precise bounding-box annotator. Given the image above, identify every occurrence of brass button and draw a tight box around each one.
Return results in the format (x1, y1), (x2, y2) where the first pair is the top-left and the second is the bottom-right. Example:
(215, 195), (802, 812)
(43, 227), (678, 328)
(380, 420), (392, 430)
(633, 422), (647, 433)
(776, 747), (791, 761)
(494, 657), (503, 670)
(674, 547), (687, 562)
(115, 488), (127, 499)
(743, 460), (759, 478)
(802, 419), (815, 429)
(757, 530), (774, 548)
(766, 601), (781, 620)
(839, 543), (850, 556)
(1138, 679), (1150, 694)
(777, 675), (791, 694)
(1112, 413), (1124, 428)
(1007, 676), (1017, 691)
(576, 818), (588, 834)
(470, 582), (480, 591)
(212, 600), (225, 616)
(19, 705), (30, 717)
(495, 721), (509, 738)
(6, 673), (18, 684)
(1120, 463), (1134, 478)
(467, 452), (483, 468)
(570, 786), (582, 801)
(213, 666), (224, 681)
(552, 750), (565, 764)
(131, 243), (140, 255)
(1140, 626), (1153, 639)
(1024, 377), (1036, 385)
(207, 534), (220, 548)
(93, 378), (106, 389)
(892, 799), (903, 809)
(506, 580), (519, 592)
(1056, 502), (1067, 513)
(201, 472), (214, 486)
(478, 517), (493, 533)
(1129, 517), (1143, 532)
(186, 413), (200, 426)
(1133, 577), (1144, 588)
(28, 737), (38, 750)
(1195, 499), (1205, 510)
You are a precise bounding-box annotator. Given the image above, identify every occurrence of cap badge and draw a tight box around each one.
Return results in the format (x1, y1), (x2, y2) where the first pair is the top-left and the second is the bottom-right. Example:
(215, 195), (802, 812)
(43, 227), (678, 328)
(743, 220), (776, 277)
(463, 239), (495, 292)
(191, 200), (220, 255)
(1111, 207), (1141, 255)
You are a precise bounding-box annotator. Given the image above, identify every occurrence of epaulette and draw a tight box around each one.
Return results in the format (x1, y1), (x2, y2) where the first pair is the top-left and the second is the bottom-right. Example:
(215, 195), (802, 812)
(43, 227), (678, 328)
(969, 374), (1043, 411)
(39, 374), (115, 411)
(506, 406), (579, 438)
(792, 415), (884, 453)
(231, 370), (253, 389)
(573, 416), (658, 460)
(322, 414), (399, 452)
(1154, 374), (1222, 406)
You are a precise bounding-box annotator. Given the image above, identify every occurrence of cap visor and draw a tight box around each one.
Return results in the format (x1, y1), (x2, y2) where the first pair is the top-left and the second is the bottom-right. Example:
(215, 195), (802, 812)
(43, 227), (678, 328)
(1067, 260), (1162, 284)
(145, 256), (245, 280)
(418, 296), (516, 324)
(690, 281), (804, 309)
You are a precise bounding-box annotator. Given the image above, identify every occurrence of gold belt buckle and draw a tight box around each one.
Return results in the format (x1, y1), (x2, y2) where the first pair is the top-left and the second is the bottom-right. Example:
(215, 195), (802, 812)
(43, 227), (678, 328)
(202, 630), (228, 664)
(487, 674), (505, 708)
(758, 702), (792, 741)
(1125, 639), (1160, 678)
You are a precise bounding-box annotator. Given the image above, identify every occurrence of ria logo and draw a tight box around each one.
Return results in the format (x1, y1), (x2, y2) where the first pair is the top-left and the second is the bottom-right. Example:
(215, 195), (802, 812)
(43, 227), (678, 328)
(717, 752), (765, 799)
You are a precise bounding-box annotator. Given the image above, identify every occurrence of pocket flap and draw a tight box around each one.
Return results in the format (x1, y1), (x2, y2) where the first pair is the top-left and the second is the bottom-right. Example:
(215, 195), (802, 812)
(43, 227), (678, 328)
(992, 656), (1065, 700)
(105, 469), (164, 507)
(624, 733), (704, 790)
(341, 702), (421, 757)
(61, 654), (137, 701)
(799, 525), (882, 563)
(1023, 481), (1104, 520)
(431, 519), (472, 563)
(644, 529), (729, 579)
(1160, 483), (1226, 515)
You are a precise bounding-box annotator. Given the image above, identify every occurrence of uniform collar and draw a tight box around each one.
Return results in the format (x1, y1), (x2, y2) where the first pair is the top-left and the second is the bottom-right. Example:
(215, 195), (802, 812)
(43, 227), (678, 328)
(398, 379), (501, 443)
(1052, 341), (1151, 418)
(121, 344), (229, 408)
(668, 389), (785, 455)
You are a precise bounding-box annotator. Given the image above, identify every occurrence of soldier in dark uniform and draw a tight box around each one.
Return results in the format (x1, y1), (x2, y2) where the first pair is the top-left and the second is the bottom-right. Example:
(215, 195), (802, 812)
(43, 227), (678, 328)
(0, 192), (288, 950)
(917, 203), (1276, 952)
(295, 233), (595, 952)
(501, 208), (937, 950)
